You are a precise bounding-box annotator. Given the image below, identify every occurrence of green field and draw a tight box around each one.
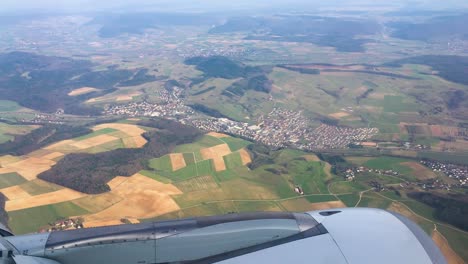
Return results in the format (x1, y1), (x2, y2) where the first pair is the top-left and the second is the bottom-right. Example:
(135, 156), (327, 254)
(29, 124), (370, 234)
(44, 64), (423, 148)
(223, 152), (244, 169)
(219, 137), (252, 152)
(437, 224), (468, 262)
(19, 180), (64, 196)
(0, 172), (27, 189)
(363, 156), (413, 175)
(196, 159), (215, 176)
(148, 155), (173, 171)
(74, 128), (119, 141)
(0, 100), (22, 112)
(183, 153), (196, 164)
(8, 202), (89, 234)
(418, 151), (468, 166)
(139, 170), (172, 183)
(383, 95), (418, 113)
(329, 180), (367, 193)
(0, 122), (38, 144)
(337, 193), (360, 207)
(174, 135), (223, 154)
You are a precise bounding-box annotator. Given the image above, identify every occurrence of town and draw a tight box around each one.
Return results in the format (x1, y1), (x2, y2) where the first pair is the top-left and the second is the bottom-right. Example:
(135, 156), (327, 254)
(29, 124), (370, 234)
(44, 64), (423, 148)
(420, 159), (468, 186)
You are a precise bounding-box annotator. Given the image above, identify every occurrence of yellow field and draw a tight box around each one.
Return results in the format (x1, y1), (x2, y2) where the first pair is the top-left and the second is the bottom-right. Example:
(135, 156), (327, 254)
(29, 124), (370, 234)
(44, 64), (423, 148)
(70, 134), (119, 149)
(68, 87), (99, 96)
(303, 154), (320, 162)
(308, 201), (345, 210)
(2, 157), (56, 180)
(207, 132), (229, 138)
(169, 153), (186, 171)
(401, 162), (437, 180)
(200, 144), (231, 171)
(84, 219), (125, 228)
(0, 186), (31, 200)
(281, 199), (345, 212)
(6, 189), (86, 211)
(72, 193), (123, 213)
(116, 91), (141, 101)
(239, 149), (252, 165)
(42, 151), (65, 160)
(387, 202), (422, 225)
(0, 155), (23, 166)
(43, 139), (76, 152)
(93, 123), (147, 148)
(329, 112), (350, 119)
(82, 174), (182, 224)
(432, 230), (465, 264)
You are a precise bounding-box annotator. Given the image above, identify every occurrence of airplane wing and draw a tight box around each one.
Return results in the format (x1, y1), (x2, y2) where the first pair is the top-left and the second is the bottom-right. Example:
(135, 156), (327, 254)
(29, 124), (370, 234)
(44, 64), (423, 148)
(1, 208), (446, 264)
(13, 256), (61, 264)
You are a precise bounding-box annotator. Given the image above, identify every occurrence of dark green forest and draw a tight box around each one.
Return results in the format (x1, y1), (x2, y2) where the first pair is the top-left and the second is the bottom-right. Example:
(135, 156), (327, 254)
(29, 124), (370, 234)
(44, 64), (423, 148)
(0, 125), (92, 156)
(0, 52), (156, 114)
(408, 192), (468, 231)
(38, 119), (202, 194)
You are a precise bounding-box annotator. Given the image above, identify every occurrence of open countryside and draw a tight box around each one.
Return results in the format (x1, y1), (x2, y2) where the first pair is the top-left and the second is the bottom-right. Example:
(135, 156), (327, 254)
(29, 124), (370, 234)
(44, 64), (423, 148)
(0, 121), (466, 262)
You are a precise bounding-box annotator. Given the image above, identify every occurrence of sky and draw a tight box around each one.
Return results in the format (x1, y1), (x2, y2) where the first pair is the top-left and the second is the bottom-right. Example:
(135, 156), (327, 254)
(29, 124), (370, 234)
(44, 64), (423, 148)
(1, 0), (467, 13)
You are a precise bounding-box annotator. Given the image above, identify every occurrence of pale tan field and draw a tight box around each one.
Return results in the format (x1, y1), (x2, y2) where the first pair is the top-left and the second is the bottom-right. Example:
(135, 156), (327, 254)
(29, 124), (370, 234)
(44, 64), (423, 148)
(0, 168), (16, 175)
(432, 230), (465, 264)
(132, 136), (147, 148)
(207, 132), (229, 138)
(42, 151), (65, 160)
(83, 219), (125, 228)
(27, 149), (52, 158)
(3, 157), (56, 180)
(200, 144), (232, 171)
(175, 175), (218, 193)
(281, 198), (346, 211)
(360, 142), (378, 147)
(387, 202), (420, 224)
(93, 123), (146, 137)
(329, 112), (350, 119)
(238, 149), (252, 165)
(6, 188), (86, 211)
(43, 140), (76, 151)
(434, 140), (468, 152)
(116, 91), (141, 101)
(107, 176), (128, 189)
(401, 162), (437, 180)
(320, 71), (354, 77)
(303, 154), (321, 162)
(169, 153), (186, 171)
(0, 185), (31, 200)
(121, 137), (137, 148)
(83, 174), (182, 223)
(280, 198), (317, 212)
(70, 134), (119, 149)
(68, 87), (99, 96)
(307, 201), (346, 210)
(72, 193), (123, 213)
(0, 155), (23, 166)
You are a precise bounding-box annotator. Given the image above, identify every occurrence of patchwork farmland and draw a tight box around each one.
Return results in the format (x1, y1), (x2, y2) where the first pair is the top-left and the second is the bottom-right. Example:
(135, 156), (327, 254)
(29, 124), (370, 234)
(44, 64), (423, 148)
(1, 128), (466, 262)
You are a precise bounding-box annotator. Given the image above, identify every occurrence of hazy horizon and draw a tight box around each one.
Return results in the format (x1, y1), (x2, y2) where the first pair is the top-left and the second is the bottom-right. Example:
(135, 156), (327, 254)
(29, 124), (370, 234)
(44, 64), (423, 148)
(1, 0), (468, 13)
